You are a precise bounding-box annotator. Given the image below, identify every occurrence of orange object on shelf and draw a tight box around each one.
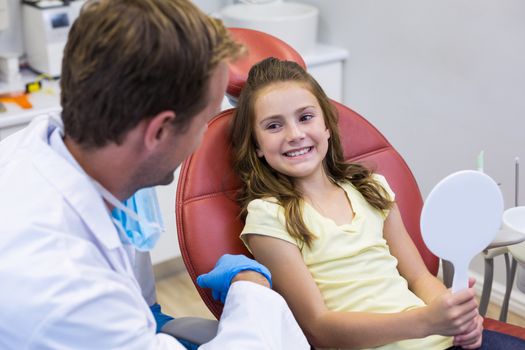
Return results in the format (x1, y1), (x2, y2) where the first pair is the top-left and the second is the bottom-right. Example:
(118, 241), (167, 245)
(0, 92), (33, 109)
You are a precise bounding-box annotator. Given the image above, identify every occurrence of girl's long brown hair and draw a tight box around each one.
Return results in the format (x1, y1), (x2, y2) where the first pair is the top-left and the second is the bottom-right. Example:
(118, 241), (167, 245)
(231, 58), (392, 248)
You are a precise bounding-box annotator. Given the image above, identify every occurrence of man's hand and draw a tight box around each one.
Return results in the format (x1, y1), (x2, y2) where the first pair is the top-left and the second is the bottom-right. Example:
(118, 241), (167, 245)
(196, 254), (272, 303)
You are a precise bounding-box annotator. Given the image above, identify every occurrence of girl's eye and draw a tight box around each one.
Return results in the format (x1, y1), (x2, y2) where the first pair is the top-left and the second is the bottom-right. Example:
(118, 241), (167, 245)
(265, 122), (281, 130)
(300, 114), (314, 122)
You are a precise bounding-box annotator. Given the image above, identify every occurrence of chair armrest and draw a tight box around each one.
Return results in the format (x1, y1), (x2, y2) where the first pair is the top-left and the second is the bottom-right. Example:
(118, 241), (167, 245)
(484, 317), (525, 340)
(160, 317), (219, 345)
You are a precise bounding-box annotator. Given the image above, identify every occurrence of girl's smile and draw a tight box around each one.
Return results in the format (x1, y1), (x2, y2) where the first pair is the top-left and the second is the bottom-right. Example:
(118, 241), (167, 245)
(283, 146), (313, 158)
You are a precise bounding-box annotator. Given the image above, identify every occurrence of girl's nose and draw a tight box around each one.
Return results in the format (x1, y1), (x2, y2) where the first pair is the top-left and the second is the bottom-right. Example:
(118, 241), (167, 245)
(286, 123), (305, 141)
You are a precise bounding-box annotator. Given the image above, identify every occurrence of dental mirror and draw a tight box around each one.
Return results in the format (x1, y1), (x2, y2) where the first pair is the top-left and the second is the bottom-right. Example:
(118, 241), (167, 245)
(420, 170), (503, 292)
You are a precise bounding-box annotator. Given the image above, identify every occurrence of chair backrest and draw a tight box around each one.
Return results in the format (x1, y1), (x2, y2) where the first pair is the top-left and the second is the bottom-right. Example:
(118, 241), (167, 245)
(176, 29), (438, 319)
(226, 28), (306, 99)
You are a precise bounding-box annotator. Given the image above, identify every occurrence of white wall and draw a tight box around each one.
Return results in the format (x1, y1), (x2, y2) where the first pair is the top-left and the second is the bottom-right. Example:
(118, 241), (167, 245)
(300, 0), (525, 203)
(299, 0), (525, 308)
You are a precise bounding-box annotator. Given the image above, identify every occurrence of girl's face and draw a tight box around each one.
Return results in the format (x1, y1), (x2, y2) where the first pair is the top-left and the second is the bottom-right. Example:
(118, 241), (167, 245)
(253, 81), (330, 182)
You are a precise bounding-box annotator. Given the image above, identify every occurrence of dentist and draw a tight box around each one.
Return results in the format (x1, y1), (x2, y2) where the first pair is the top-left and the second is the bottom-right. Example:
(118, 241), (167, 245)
(0, 0), (308, 349)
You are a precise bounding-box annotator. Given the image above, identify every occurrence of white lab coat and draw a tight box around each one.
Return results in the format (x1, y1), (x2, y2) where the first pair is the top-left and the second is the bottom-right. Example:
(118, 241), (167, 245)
(0, 116), (309, 350)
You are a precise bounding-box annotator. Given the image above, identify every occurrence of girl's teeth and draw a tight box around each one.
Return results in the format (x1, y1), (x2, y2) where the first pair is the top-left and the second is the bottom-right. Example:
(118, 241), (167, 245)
(286, 147), (310, 157)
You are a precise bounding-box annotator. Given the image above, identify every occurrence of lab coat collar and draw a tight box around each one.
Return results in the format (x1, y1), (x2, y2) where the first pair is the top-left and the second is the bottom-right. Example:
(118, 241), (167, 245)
(28, 116), (123, 251)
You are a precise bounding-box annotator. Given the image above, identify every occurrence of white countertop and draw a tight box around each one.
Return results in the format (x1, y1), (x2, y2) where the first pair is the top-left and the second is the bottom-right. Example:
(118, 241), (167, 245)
(0, 69), (61, 128)
(302, 43), (349, 67)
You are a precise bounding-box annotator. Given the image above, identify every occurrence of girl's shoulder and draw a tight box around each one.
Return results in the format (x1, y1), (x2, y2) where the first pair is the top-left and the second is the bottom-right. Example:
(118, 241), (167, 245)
(337, 173), (387, 187)
(370, 173), (396, 201)
(371, 173), (389, 185)
(337, 173), (388, 185)
(248, 196), (279, 204)
(338, 173), (394, 200)
(247, 197), (282, 212)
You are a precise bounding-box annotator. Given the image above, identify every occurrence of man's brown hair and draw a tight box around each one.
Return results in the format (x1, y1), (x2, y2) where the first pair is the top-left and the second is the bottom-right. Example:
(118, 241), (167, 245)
(61, 0), (242, 148)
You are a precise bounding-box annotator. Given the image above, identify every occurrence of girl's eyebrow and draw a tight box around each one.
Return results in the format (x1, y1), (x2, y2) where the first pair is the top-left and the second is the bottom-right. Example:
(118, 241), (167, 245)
(297, 105), (316, 113)
(258, 115), (282, 127)
(258, 106), (317, 126)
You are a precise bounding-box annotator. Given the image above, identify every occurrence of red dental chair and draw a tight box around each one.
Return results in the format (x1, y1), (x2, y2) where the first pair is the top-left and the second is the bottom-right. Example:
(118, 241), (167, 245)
(175, 28), (525, 342)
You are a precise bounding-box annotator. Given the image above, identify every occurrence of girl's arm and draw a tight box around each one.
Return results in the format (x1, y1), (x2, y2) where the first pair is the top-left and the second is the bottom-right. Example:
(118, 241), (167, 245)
(246, 232), (478, 349)
(384, 203), (483, 349)
(382, 203), (448, 302)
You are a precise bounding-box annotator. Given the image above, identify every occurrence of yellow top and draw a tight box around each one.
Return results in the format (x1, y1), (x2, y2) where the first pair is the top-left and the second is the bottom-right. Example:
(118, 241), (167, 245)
(240, 175), (452, 350)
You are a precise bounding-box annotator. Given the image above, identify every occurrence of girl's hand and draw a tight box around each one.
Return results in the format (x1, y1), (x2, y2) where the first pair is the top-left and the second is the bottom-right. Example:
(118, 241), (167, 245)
(452, 277), (483, 349)
(424, 287), (478, 336)
(452, 313), (483, 349)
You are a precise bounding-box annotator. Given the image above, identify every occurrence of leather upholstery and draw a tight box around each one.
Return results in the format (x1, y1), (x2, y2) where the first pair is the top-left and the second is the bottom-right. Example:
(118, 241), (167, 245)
(483, 317), (525, 339)
(177, 109), (246, 317)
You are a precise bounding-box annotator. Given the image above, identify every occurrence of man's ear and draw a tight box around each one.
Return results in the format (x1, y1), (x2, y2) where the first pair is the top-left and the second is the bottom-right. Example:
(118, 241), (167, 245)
(143, 110), (176, 151)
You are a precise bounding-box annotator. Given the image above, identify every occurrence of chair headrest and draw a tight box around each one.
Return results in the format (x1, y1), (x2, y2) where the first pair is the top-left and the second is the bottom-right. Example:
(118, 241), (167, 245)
(226, 28), (306, 99)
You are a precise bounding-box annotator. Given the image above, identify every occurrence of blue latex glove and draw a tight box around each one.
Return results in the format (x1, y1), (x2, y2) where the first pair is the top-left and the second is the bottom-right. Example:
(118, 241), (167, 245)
(196, 254), (272, 303)
(149, 303), (174, 333)
(150, 303), (198, 350)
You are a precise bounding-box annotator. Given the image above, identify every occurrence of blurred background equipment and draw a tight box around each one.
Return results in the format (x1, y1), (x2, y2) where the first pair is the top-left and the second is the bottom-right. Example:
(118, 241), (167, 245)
(0, 0), (9, 31)
(21, 0), (84, 77)
(219, 0), (318, 55)
(0, 52), (20, 84)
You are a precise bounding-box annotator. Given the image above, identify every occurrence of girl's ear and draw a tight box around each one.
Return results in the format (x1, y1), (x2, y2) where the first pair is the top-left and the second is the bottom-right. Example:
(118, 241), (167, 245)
(256, 148), (264, 158)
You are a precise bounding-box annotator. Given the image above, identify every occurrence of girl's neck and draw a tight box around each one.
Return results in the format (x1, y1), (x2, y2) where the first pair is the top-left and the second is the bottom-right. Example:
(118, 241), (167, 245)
(297, 171), (354, 226)
(295, 170), (337, 201)
(296, 170), (355, 226)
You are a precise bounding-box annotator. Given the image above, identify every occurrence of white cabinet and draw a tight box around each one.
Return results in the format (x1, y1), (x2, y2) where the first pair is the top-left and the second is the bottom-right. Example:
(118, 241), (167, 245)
(303, 44), (348, 102)
(152, 169), (181, 264)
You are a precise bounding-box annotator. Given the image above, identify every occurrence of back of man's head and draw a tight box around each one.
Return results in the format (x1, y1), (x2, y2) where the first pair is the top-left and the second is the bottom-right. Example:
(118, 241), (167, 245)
(61, 0), (242, 148)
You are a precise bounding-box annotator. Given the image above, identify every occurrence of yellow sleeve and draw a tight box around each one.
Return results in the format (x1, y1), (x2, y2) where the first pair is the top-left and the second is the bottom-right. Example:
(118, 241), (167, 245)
(240, 198), (299, 253)
(372, 173), (396, 217)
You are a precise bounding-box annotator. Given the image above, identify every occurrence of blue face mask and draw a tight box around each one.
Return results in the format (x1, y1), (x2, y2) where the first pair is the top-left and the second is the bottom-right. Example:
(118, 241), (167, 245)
(93, 182), (165, 251)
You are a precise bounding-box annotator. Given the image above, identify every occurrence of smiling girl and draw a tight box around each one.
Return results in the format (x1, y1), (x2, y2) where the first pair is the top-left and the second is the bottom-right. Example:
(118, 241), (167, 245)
(230, 57), (523, 350)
